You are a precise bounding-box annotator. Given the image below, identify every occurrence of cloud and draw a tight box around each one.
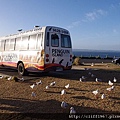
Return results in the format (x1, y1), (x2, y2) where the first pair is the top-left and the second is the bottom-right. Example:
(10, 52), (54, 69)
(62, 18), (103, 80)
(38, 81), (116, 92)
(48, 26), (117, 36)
(85, 9), (107, 21)
(67, 20), (81, 29)
(67, 9), (107, 29)
(113, 29), (119, 34)
(113, 29), (117, 33)
(110, 2), (120, 9)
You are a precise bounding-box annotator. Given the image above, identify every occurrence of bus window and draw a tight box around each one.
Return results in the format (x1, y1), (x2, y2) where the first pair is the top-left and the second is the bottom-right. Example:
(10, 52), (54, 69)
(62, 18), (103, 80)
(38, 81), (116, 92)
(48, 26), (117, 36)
(0, 40), (5, 51)
(21, 36), (29, 50)
(15, 37), (21, 50)
(5, 39), (10, 51)
(61, 34), (71, 48)
(10, 39), (15, 50)
(29, 35), (36, 50)
(36, 33), (42, 50)
(46, 32), (49, 46)
(51, 33), (59, 47)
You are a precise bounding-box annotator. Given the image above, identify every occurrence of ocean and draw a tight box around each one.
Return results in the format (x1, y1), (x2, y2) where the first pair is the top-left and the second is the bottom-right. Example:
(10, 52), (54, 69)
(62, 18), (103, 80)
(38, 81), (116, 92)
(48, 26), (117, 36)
(72, 49), (120, 58)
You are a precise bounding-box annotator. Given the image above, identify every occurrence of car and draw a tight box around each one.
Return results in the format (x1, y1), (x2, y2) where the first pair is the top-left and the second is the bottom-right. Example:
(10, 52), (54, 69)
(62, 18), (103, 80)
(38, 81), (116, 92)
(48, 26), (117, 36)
(112, 58), (120, 64)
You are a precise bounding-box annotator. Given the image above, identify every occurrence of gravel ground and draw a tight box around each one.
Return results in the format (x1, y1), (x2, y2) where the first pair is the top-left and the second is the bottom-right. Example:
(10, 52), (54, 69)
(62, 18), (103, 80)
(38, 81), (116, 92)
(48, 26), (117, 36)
(0, 60), (120, 119)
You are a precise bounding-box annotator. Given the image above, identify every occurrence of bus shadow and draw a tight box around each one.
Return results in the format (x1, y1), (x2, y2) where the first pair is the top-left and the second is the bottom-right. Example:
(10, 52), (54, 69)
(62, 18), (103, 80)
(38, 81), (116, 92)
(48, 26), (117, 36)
(0, 66), (120, 84)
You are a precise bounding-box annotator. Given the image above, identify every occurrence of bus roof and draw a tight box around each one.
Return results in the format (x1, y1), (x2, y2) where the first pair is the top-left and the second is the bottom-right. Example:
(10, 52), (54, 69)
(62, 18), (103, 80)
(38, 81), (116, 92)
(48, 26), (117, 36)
(0, 26), (70, 40)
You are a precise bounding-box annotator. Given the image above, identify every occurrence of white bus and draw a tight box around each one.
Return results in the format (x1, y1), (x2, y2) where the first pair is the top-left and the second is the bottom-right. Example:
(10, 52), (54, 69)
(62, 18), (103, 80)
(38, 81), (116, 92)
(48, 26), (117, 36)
(0, 26), (72, 76)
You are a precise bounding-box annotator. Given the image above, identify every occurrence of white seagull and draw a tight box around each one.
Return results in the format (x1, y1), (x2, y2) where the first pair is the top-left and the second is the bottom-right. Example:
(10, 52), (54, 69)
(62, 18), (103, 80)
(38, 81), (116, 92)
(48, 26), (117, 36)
(7, 76), (12, 80)
(79, 78), (82, 82)
(65, 84), (69, 89)
(17, 77), (24, 81)
(20, 77), (24, 81)
(91, 63), (94, 66)
(82, 76), (86, 79)
(50, 81), (56, 86)
(88, 72), (91, 75)
(106, 86), (114, 91)
(36, 80), (42, 85)
(101, 94), (105, 99)
(0, 76), (4, 79)
(92, 89), (98, 96)
(31, 92), (36, 97)
(30, 84), (35, 89)
(61, 101), (67, 109)
(95, 78), (102, 82)
(95, 78), (98, 82)
(108, 80), (113, 86)
(61, 89), (66, 95)
(92, 89), (99, 99)
(70, 107), (76, 114)
(45, 86), (49, 89)
(91, 74), (95, 77)
(113, 77), (117, 82)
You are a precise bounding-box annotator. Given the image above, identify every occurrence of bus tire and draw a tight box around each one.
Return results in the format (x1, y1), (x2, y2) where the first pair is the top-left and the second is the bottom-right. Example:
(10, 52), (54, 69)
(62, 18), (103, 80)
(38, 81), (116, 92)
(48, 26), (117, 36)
(17, 62), (28, 76)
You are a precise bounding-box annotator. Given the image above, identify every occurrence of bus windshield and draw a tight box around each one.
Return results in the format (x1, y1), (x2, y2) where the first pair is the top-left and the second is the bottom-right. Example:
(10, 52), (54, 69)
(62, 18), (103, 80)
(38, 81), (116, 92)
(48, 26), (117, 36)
(61, 34), (71, 48)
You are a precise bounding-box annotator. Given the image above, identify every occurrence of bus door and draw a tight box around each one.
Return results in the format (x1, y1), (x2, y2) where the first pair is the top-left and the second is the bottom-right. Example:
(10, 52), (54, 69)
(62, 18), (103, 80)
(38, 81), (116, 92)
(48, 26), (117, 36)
(49, 33), (63, 70)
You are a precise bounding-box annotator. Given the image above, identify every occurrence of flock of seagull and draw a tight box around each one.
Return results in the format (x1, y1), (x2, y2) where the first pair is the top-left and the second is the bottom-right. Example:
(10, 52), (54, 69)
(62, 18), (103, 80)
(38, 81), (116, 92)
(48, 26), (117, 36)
(0, 74), (76, 114)
(27, 70), (118, 114)
(29, 79), (76, 114)
(0, 70), (118, 114)
(80, 71), (117, 100)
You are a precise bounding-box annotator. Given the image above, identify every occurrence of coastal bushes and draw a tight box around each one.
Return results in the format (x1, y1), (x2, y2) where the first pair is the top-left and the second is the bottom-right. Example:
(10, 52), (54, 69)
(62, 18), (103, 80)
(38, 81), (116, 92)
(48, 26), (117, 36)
(73, 57), (81, 65)
(72, 55), (113, 65)
(72, 55), (113, 60)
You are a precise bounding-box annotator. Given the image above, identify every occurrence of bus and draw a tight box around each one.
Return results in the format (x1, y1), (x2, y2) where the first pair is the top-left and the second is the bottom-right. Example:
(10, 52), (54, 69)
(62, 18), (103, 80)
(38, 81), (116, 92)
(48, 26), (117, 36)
(0, 26), (72, 76)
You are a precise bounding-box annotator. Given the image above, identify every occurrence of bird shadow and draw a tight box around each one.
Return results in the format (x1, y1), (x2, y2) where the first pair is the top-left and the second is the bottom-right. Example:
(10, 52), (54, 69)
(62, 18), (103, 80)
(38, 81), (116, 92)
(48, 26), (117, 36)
(109, 96), (120, 100)
(44, 91), (60, 94)
(91, 83), (108, 86)
(72, 96), (93, 100)
(44, 91), (73, 95)
(70, 87), (90, 92)
(0, 97), (112, 119)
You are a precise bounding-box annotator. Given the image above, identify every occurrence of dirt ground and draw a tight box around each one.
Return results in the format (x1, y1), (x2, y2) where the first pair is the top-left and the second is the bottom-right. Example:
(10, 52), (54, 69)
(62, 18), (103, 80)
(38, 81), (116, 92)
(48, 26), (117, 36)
(0, 60), (120, 119)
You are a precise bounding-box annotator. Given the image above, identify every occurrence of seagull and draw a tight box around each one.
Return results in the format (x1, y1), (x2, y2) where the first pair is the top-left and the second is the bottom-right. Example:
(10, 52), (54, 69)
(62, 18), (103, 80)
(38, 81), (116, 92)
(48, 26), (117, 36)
(70, 107), (76, 114)
(45, 86), (49, 89)
(61, 89), (66, 95)
(92, 89), (99, 99)
(36, 80), (42, 85)
(30, 84), (35, 89)
(95, 78), (102, 82)
(95, 78), (98, 82)
(113, 77), (117, 82)
(79, 78), (82, 82)
(7, 76), (12, 80)
(106, 86), (114, 91)
(108, 80), (113, 86)
(111, 86), (115, 90)
(91, 74), (95, 77)
(92, 89), (98, 96)
(101, 94), (105, 99)
(61, 101), (67, 109)
(0, 76), (4, 79)
(50, 81), (56, 86)
(65, 84), (69, 89)
(91, 63), (94, 66)
(81, 76), (86, 79)
(88, 72), (91, 75)
(31, 92), (36, 97)
(18, 77), (24, 81)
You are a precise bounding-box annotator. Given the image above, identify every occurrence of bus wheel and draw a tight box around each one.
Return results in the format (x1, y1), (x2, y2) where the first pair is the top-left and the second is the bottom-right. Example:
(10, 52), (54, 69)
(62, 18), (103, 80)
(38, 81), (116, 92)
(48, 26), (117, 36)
(18, 63), (28, 76)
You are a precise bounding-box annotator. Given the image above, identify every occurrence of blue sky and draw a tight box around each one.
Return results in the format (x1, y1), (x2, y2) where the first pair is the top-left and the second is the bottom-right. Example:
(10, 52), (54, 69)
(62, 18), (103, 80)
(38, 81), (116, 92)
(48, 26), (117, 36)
(0, 0), (120, 51)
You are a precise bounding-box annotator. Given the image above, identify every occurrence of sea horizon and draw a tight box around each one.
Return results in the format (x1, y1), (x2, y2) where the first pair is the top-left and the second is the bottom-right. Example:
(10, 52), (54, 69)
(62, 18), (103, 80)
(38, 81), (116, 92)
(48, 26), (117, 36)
(72, 49), (120, 58)
(73, 49), (120, 52)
